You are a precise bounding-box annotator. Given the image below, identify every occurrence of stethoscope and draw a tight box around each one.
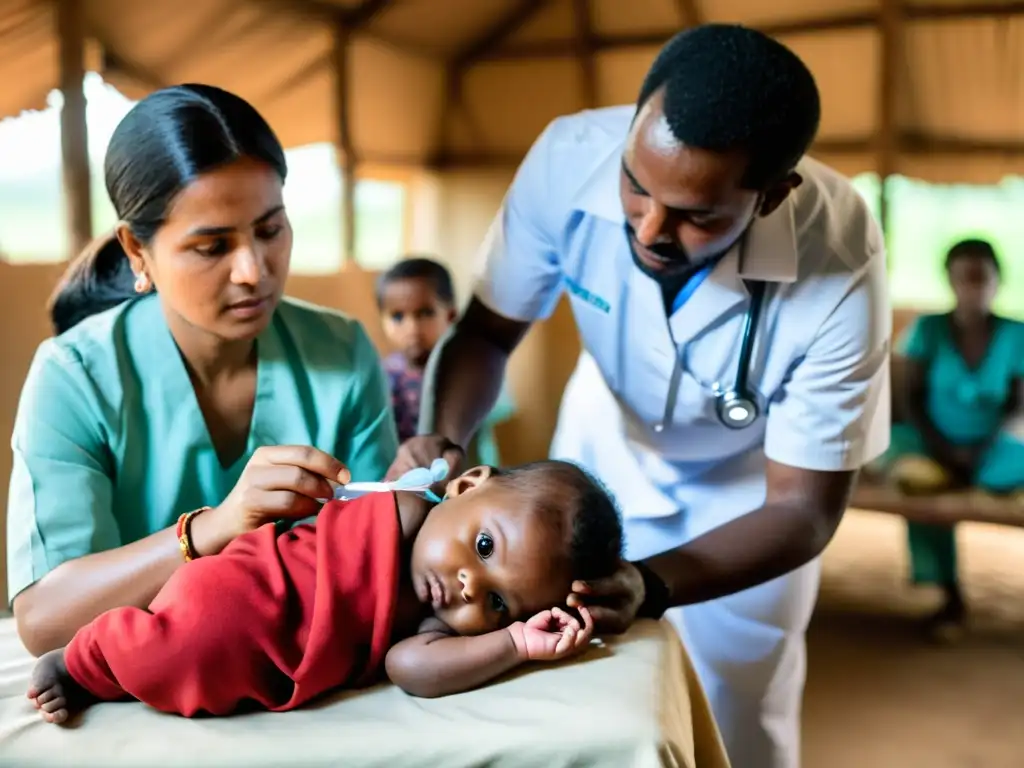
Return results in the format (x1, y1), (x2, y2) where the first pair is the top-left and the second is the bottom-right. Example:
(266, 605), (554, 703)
(653, 277), (768, 433)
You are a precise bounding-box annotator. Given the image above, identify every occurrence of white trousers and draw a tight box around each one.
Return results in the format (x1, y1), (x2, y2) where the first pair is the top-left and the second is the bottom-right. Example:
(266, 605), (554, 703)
(550, 353), (820, 768)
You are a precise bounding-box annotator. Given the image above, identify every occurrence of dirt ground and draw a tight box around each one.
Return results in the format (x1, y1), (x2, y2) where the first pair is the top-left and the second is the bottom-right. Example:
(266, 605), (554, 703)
(803, 509), (1024, 768)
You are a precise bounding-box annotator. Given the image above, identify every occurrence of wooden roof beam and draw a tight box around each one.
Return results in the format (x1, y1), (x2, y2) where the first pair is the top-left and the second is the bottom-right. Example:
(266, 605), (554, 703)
(901, 133), (1024, 156)
(908, 2), (1024, 21)
(341, 0), (395, 30)
(263, 0), (344, 24)
(451, 0), (552, 71)
(259, 0), (394, 35)
(98, 45), (167, 92)
(429, 133), (1024, 170)
(481, 11), (878, 60)
(482, 3), (1024, 61)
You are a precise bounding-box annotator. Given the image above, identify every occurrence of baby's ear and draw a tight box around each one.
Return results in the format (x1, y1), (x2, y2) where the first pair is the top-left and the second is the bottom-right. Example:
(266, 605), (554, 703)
(444, 465), (497, 498)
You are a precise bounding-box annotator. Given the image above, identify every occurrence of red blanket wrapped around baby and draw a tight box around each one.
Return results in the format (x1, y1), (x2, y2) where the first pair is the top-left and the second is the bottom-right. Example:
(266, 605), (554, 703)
(63, 493), (400, 716)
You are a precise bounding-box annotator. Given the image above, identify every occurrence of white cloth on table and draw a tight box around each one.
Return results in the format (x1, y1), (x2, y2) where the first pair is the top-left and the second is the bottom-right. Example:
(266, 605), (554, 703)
(0, 616), (730, 768)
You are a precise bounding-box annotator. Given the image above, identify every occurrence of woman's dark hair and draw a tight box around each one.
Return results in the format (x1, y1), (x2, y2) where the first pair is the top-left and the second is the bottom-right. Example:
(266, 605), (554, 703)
(944, 238), (1001, 275)
(49, 83), (287, 334)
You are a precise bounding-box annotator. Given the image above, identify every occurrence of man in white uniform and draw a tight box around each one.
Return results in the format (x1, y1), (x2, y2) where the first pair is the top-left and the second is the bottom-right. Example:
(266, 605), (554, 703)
(388, 24), (890, 768)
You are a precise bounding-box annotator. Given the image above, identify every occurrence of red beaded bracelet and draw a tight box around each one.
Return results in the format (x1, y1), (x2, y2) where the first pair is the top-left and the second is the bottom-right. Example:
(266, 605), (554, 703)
(175, 507), (210, 563)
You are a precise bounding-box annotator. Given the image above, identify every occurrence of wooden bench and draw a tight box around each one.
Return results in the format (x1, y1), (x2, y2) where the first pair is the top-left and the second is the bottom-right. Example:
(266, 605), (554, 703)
(850, 481), (1024, 529)
(849, 348), (1024, 530)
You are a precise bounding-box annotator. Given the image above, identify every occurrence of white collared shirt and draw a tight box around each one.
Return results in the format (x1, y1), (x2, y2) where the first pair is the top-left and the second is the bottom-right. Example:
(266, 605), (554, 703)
(474, 106), (890, 489)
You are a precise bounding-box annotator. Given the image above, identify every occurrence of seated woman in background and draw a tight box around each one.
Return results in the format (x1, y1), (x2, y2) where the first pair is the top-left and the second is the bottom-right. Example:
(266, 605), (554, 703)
(7, 83), (398, 657)
(881, 238), (1024, 638)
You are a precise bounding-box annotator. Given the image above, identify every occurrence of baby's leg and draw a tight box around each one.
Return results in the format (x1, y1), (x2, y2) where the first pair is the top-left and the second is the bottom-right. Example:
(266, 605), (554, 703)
(28, 648), (95, 724)
(62, 561), (291, 716)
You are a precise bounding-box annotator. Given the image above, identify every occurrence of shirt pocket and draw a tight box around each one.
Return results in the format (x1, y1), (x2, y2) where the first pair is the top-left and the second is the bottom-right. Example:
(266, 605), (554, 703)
(565, 277), (623, 392)
(564, 275), (613, 316)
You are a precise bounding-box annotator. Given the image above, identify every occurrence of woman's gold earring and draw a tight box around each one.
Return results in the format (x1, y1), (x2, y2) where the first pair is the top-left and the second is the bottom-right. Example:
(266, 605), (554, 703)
(134, 274), (151, 294)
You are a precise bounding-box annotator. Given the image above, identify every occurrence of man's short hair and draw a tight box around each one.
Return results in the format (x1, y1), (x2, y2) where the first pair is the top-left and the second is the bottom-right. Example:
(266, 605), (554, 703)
(637, 23), (821, 189)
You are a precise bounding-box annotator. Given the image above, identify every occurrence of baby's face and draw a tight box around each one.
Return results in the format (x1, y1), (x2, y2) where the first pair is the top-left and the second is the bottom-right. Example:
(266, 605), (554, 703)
(379, 277), (454, 367)
(409, 469), (573, 635)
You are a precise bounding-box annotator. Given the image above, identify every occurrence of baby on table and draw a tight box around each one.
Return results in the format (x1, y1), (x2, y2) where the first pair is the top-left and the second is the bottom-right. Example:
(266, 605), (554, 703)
(28, 460), (623, 722)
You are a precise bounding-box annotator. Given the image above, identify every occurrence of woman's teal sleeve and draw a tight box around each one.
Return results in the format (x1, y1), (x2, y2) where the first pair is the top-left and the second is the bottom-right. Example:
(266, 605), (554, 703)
(337, 324), (400, 483)
(6, 342), (120, 605)
(1011, 321), (1024, 378)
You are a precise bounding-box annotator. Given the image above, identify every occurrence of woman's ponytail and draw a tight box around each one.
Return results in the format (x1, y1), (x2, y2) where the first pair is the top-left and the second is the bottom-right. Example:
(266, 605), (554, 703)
(47, 230), (136, 335)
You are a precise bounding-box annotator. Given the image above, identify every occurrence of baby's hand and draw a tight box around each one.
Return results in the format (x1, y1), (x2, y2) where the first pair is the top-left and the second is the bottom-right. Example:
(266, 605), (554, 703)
(507, 606), (594, 662)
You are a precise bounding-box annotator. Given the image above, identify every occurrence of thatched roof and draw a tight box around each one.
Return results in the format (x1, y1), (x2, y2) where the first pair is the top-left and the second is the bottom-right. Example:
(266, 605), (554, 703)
(3, 0), (1023, 182)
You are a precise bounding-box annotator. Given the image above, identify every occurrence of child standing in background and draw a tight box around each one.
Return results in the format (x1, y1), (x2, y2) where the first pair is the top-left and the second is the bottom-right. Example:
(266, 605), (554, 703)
(378, 257), (516, 466)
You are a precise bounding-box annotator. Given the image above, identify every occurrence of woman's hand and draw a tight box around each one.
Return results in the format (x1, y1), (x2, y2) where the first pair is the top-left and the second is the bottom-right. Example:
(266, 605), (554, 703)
(507, 606), (595, 662)
(566, 561), (646, 635)
(191, 445), (351, 556)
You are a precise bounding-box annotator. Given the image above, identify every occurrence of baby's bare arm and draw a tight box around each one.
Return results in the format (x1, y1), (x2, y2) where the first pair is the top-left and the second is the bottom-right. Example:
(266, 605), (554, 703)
(385, 617), (523, 698)
(394, 492), (434, 543)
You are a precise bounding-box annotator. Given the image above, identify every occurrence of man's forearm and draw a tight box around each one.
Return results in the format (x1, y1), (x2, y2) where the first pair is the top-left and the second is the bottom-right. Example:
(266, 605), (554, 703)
(642, 501), (842, 608)
(422, 324), (511, 448)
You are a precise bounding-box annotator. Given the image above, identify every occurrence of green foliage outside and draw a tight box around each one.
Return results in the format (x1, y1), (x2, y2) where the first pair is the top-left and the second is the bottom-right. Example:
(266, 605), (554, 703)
(851, 174), (1024, 319)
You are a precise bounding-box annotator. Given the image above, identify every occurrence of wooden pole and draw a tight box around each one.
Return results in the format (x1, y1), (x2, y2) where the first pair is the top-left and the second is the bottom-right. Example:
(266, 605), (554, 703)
(877, 0), (903, 263)
(673, 0), (701, 26)
(427, 67), (461, 168)
(56, 0), (92, 259)
(333, 21), (358, 265)
(572, 0), (598, 108)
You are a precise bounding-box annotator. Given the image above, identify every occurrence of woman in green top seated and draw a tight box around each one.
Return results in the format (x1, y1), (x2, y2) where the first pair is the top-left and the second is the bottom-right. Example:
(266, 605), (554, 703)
(7, 84), (398, 656)
(880, 239), (1024, 638)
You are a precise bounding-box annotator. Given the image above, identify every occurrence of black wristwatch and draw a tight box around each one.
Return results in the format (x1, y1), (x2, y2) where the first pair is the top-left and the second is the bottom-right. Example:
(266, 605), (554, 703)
(633, 561), (672, 620)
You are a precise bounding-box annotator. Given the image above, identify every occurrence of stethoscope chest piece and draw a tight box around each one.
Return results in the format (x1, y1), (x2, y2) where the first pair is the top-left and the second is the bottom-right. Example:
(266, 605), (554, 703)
(716, 389), (759, 430)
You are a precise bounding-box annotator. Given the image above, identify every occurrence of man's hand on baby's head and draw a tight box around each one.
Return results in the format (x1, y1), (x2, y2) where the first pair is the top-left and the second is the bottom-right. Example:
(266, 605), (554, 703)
(566, 560), (645, 634)
(506, 606), (594, 663)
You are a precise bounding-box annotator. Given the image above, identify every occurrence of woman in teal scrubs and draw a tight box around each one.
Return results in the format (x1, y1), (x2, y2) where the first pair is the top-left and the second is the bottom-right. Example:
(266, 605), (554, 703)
(882, 239), (1024, 638)
(6, 84), (398, 655)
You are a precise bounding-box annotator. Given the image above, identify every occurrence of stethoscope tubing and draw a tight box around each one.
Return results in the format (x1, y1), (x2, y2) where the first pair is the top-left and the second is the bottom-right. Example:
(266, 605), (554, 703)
(656, 280), (767, 432)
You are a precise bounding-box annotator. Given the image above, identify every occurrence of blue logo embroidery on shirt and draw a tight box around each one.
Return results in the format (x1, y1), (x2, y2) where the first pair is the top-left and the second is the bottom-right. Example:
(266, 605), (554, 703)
(563, 276), (611, 313)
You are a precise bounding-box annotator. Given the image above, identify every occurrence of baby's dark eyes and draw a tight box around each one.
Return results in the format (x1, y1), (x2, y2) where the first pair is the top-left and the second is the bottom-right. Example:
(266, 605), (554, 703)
(487, 592), (507, 613)
(475, 533), (504, 612)
(475, 532), (494, 559)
